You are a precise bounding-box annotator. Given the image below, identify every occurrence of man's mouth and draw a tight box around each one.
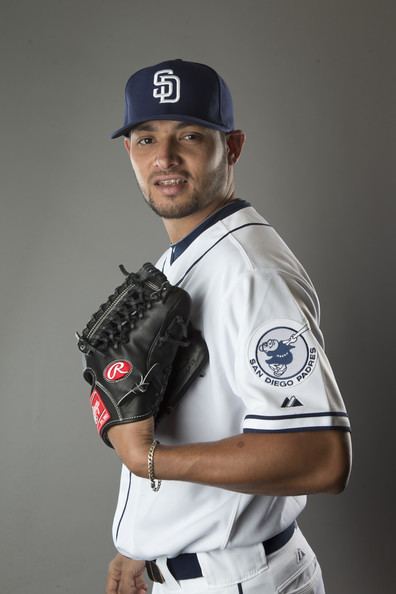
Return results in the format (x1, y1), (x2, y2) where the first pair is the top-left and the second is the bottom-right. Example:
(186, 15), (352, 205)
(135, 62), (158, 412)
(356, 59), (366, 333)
(154, 177), (188, 186)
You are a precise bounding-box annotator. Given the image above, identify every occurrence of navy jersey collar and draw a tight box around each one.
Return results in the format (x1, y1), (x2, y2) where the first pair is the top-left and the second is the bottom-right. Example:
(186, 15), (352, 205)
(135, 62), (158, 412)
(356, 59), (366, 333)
(170, 199), (250, 264)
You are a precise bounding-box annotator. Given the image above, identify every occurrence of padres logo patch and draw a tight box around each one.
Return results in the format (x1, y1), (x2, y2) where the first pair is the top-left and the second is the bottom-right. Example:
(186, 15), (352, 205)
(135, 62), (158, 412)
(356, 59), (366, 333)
(248, 320), (317, 387)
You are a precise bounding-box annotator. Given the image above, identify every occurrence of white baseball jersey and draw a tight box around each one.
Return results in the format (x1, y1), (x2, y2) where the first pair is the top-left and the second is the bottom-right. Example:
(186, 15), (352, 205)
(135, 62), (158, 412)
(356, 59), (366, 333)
(112, 200), (350, 561)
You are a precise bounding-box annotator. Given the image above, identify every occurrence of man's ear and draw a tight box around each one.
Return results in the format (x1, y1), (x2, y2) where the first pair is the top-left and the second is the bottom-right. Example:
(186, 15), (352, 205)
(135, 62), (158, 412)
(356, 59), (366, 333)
(123, 137), (131, 155)
(226, 130), (246, 165)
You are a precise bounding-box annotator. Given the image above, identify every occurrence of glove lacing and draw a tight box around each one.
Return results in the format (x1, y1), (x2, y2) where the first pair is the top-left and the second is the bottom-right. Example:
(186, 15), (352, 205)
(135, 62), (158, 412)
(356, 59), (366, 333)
(77, 270), (182, 356)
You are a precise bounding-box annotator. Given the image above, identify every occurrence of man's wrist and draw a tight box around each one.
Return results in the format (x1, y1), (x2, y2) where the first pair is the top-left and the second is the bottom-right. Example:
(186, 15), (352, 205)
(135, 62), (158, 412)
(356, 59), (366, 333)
(107, 419), (155, 476)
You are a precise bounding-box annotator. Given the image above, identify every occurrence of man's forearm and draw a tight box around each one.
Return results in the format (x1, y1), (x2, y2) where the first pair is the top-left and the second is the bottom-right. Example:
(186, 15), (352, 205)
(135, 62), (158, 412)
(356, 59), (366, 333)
(109, 422), (351, 496)
(151, 430), (351, 495)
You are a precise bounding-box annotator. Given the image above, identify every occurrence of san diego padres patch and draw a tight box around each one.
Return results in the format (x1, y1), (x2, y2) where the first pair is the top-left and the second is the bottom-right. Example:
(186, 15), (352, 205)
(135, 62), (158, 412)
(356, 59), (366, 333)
(248, 319), (317, 387)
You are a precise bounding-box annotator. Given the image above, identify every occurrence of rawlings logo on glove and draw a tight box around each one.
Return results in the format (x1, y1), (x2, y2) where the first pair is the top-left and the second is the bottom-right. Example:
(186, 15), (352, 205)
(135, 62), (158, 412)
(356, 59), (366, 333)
(104, 360), (134, 382)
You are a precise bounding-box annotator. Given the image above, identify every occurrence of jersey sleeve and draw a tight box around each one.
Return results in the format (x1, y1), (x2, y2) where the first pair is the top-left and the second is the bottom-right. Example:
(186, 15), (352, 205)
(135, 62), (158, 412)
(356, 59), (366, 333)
(229, 269), (350, 434)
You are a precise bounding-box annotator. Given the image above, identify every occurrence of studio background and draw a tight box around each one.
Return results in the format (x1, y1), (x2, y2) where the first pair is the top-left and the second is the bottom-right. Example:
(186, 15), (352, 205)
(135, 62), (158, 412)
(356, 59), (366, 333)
(1, 1), (394, 592)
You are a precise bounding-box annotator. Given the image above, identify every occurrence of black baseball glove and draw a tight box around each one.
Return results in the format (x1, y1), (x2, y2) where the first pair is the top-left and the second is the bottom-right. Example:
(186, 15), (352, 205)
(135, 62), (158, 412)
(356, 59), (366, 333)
(77, 263), (208, 446)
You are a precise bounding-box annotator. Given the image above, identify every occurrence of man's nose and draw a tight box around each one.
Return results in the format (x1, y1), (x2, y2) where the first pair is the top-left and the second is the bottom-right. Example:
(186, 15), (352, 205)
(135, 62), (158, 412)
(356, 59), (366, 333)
(154, 140), (180, 170)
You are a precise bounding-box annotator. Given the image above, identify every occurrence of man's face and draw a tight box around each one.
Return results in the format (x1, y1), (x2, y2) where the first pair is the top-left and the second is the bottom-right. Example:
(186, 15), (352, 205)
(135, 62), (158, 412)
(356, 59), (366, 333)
(124, 120), (233, 220)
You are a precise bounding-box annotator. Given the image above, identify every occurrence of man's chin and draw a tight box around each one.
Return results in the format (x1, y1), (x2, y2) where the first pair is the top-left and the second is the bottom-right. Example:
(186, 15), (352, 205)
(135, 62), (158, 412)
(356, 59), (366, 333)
(146, 197), (200, 220)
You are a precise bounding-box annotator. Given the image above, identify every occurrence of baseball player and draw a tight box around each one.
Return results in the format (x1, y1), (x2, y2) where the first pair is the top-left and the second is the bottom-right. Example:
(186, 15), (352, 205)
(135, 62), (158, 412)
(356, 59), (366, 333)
(103, 59), (351, 594)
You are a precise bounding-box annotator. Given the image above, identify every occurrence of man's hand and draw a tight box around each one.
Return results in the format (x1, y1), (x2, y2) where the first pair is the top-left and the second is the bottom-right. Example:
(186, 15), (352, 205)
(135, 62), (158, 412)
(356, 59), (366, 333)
(106, 553), (147, 594)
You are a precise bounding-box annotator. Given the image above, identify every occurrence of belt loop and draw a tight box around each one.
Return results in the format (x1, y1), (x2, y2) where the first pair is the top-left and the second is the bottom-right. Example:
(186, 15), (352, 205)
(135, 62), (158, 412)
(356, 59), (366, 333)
(155, 556), (183, 589)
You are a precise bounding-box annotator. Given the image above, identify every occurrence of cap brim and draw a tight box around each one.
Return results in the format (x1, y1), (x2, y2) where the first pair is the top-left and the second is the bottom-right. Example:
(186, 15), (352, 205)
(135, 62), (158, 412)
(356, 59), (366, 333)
(110, 113), (232, 139)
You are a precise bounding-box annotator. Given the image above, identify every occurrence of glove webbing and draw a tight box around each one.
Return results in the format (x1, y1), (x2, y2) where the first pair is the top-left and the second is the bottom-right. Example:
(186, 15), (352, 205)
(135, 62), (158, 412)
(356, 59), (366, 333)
(77, 269), (170, 355)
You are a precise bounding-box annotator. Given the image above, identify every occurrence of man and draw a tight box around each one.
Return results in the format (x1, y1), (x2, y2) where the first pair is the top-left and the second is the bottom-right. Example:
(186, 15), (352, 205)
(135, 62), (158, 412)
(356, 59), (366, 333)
(105, 59), (351, 594)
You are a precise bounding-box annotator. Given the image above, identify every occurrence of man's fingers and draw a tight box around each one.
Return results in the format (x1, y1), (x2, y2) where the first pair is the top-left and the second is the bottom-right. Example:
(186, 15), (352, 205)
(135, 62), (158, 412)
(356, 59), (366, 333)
(135, 572), (148, 593)
(118, 560), (147, 594)
(106, 555), (122, 594)
(118, 572), (147, 594)
(105, 554), (148, 594)
(105, 573), (120, 594)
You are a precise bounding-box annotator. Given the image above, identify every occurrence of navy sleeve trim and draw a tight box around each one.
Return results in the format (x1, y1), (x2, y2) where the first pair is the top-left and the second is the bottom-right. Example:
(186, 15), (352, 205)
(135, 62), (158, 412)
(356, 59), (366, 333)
(244, 426), (351, 434)
(245, 411), (349, 421)
(243, 410), (351, 432)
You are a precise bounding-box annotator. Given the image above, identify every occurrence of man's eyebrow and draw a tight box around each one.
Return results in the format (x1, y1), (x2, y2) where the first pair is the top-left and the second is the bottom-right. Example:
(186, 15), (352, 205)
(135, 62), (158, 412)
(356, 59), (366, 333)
(132, 121), (202, 133)
(132, 122), (158, 132)
(175, 122), (198, 129)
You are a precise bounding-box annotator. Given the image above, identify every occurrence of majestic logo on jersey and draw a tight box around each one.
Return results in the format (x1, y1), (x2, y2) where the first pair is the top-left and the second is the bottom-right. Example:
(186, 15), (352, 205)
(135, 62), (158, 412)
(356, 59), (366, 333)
(90, 388), (110, 432)
(248, 320), (317, 387)
(103, 360), (133, 382)
(153, 69), (181, 103)
(281, 396), (303, 407)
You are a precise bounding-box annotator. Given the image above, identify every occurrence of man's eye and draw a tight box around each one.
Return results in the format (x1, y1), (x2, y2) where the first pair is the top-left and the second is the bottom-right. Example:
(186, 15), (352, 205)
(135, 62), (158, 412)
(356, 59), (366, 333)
(182, 133), (201, 141)
(137, 137), (153, 145)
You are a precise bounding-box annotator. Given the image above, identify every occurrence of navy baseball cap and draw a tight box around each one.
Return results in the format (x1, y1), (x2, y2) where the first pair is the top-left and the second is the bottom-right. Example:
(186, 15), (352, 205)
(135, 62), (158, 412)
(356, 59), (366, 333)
(111, 59), (235, 139)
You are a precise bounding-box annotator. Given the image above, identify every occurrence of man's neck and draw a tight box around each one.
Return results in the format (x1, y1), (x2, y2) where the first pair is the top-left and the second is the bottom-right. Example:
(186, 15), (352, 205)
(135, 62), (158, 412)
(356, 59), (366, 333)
(163, 196), (235, 244)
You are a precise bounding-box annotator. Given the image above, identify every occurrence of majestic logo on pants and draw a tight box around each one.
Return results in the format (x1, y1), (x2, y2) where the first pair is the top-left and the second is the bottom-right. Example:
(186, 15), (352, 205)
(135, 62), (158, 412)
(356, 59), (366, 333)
(153, 69), (181, 103)
(103, 360), (133, 382)
(249, 320), (317, 387)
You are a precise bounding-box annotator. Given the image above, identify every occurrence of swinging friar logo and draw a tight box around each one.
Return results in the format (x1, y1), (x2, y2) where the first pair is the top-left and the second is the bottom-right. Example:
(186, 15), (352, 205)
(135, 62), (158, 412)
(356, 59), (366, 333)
(153, 69), (181, 104)
(249, 320), (317, 387)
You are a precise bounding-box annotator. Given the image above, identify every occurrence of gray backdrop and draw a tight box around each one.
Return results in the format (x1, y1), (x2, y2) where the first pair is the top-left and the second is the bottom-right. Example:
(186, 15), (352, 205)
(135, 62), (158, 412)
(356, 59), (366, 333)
(1, 1), (395, 592)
